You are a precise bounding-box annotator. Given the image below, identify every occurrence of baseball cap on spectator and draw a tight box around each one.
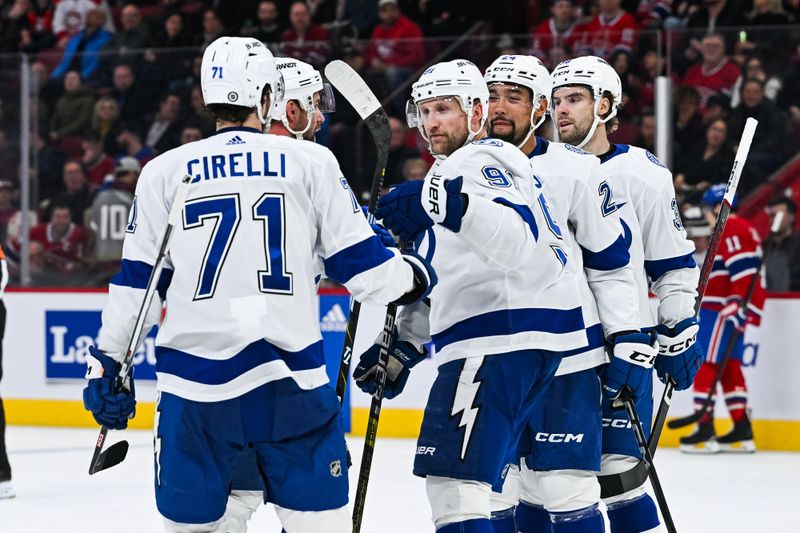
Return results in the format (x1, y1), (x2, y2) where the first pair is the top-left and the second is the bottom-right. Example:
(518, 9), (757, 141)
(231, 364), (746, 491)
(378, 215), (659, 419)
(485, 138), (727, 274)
(682, 205), (712, 238)
(115, 156), (141, 175)
(378, 0), (398, 6)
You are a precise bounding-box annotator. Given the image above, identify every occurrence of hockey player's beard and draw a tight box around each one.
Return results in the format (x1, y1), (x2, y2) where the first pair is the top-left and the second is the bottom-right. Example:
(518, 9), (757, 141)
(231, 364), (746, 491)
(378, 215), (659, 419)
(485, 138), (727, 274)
(488, 118), (525, 146)
(428, 130), (468, 157)
(558, 118), (592, 146)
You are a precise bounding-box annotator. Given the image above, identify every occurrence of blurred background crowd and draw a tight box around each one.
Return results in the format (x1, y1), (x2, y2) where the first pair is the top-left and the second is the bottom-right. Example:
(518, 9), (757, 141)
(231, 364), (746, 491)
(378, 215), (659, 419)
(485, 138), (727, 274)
(0, 0), (798, 289)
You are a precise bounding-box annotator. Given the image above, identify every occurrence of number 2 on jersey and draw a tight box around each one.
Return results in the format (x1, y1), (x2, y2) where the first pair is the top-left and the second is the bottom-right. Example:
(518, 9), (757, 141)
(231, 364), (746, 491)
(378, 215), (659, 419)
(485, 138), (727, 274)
(183, 193), (292, 300)
(598, 181), (619, 216)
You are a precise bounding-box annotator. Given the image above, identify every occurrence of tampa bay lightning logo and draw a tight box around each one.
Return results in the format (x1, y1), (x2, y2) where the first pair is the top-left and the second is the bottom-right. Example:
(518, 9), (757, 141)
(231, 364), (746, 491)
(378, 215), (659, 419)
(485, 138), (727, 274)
(564, 144), (590, 155)
(472, 138), (503, 147)
(671, 198), (683, 231)
(646, 150), (667, 168)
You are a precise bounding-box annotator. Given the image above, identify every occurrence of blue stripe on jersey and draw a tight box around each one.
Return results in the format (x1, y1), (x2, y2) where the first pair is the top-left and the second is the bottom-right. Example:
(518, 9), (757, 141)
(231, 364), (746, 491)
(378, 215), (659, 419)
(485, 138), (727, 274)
(155, 339), (324, 385)
(558, 323), (605, 358)
(418, 228), (436, 262)
(728, 256), (760, 278)
(432, 306), (584, 351)
(581, 233), (631, 271)
(493, 197), (539, 241)
(323, 235), (394, 284)
(212, 126), (263, 136)
(110, 259), (173, 299)
(711, 257), (725, 272)
(528, 137), (550, 157)
(644, 252), (696, 281)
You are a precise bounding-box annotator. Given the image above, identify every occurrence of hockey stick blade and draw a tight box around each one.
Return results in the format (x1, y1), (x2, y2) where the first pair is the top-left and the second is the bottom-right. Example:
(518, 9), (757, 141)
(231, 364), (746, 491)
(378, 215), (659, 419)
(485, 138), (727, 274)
(324, 60), (381, 120)
(667, 411), (704, 430)
(89, 440), (129, 475)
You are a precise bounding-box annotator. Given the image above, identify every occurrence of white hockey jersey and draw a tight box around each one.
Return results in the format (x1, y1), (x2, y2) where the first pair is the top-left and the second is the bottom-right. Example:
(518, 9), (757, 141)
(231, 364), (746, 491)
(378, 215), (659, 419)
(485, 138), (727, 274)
(528, 138), (639, 376)
(597, 144), (699, 327)
(398, 138), (588, 364)
(97, 126), (417, 402)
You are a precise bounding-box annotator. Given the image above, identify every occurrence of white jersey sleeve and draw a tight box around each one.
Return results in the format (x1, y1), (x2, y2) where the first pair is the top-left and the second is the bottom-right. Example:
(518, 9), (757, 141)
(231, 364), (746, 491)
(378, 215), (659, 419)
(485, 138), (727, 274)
(630, 149), (699, 326)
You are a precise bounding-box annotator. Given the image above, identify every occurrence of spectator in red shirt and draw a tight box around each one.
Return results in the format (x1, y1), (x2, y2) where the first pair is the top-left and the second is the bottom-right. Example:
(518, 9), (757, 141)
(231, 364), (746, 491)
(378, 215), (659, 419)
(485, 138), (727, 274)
(529, 0), (582, 62)
(281, 1), (331, 69)
(81, 131), (114, 189)
(682, 32), (740, 113)
(576, 0), (639, 59)
(24, 203), (88, 274)
(365, 0), (425, 114)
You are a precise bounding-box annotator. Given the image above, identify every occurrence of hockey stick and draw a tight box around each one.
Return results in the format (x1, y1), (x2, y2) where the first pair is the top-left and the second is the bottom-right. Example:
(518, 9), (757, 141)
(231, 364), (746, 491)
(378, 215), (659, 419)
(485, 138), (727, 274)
(88, 175), (191, 475)
(324, 60), (392, 409)
(598, 117), (758, 498)
(667, 209), (781, 430)
(323, 60), (394, 533)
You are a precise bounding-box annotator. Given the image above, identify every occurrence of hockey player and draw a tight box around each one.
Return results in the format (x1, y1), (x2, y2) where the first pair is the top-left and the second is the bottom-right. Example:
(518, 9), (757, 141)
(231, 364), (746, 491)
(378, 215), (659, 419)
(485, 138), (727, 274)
(550, 56), (702, 532)
(679, 184), (764, 453)
(81, 37), (436, 533)
(483, 54), (650, 533)
(354, 59), (589, 533)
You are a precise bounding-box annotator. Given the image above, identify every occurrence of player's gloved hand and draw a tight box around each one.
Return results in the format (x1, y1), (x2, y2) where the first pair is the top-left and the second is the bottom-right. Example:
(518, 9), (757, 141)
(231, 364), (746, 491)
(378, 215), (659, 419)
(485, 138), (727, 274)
(654, 317), (703, 391)
(375, 176), (464, 242)
(353, 339), (427, 399)
(603, 330), (658, 404)
(721, 300), (749, 331)
(82, 346), (136, 430)
(395, 251), (437, 305)
(361, 206), (396, 248)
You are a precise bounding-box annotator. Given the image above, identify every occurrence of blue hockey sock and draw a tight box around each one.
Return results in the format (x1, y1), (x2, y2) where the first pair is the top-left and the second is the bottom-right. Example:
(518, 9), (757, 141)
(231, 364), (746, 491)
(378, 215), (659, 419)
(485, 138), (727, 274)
(606, 493), (660, 533)
(437, 518), (494, 532)
(489, 506), (516, 533)
(516, 501), (552, 533)
(550, 504), (605, 533)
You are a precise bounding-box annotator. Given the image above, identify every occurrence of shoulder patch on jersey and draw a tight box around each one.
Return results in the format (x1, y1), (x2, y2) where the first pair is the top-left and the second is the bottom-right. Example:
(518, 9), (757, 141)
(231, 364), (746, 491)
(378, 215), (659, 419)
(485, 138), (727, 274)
(564, 144), (591, 155)
(471, 138), (503, 147)
(671, 198), (683, 231)
(646, 150), (667, 168)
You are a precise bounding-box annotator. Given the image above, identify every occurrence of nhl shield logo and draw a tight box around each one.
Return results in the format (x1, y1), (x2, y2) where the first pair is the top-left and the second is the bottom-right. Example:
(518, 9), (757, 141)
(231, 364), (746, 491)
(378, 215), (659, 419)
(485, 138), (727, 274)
(330, 459), (342, 478)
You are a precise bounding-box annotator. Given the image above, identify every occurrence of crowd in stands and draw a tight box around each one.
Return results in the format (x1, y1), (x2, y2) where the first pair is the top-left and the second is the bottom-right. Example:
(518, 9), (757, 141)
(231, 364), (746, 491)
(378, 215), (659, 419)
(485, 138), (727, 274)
(0, 0), (797, 286)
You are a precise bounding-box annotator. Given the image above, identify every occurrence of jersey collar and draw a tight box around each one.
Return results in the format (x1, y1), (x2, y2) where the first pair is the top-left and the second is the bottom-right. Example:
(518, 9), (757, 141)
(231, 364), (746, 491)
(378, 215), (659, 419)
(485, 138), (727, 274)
(213, 126), (263, 136)
(527, 137), (549, 158)
(598, 143), (630, 164)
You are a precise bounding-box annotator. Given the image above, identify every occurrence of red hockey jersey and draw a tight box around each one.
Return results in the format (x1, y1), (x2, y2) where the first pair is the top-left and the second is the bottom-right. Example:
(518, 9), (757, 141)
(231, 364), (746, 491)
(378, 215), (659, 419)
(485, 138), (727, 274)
(702, 214), (765, 326)
(530, 19), (582, 60)
(576, 10), (639, 58)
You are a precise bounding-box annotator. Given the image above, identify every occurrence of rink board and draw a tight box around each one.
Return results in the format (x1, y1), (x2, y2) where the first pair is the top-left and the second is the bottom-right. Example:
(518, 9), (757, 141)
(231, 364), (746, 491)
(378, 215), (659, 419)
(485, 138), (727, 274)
(3, 289), (800, 451)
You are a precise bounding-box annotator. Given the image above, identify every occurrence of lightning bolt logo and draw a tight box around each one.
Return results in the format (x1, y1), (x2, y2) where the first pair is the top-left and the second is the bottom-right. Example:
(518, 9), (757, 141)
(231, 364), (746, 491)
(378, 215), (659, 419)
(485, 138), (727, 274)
(451, 357), (483, 461)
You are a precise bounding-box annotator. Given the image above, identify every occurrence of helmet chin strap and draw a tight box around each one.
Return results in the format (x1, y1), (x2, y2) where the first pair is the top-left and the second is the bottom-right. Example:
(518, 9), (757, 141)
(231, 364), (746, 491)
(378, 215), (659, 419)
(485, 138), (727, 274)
(516, 97), (547, 149)
(576, 97), (617, 149)
(282, 114), (312, 140)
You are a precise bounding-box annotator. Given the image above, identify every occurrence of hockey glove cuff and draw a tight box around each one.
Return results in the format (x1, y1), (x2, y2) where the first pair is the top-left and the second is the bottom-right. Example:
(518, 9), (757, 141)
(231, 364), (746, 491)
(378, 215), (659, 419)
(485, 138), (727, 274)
(603, 331), (658, 403)
(361, 206), (397, 248)
(353, 340), (427, 399)
(654, 317), (703, 391)
(394, 251), (437, 306)
(421, 175), (464, 233)
(721, 300), (749, 331)
(83, 346), (136, 430)
(375, 177), (465, 242)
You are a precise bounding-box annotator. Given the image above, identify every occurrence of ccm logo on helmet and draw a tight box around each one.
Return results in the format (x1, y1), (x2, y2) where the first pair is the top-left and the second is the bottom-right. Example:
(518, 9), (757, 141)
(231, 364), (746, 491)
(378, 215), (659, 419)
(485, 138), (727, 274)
(534, 432), (584, 443)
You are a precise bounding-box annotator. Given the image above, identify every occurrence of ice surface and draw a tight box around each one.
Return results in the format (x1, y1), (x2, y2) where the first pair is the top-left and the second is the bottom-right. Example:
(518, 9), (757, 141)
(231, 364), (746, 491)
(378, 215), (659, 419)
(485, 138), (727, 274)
(1, 426), (799, 532)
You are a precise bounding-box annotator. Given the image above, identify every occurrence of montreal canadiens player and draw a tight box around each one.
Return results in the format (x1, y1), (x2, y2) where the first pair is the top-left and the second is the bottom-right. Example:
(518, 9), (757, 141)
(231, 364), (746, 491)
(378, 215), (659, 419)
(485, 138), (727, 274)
(550, 56), (703, 532)
(678, 184), (764, 453)
(354, 59), (588, 533)
(483, 54), (649, 533)
(81, 37), (435, 533)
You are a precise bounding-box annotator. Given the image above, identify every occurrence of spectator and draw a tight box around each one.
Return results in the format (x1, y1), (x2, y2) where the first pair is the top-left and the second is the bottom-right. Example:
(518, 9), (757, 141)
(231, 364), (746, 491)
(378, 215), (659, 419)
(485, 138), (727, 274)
(81, 131), (114, 189)
(49, 7), (112, 83)
(685, 0), (747, 35)
(635, 109), (656, 153)
(50, 70), (94, 140)
(23, 202), (88, 275)
(365, 0), (425, 114)
(142, 12), (193, 86)
(103, 3), (149, 58)
(386, 116), (420, 188)
(111, 63), (152, 123)
(115, 123), (154, 166)
(529, 0), (581, 62)
(703, 93), (731, 126)
(0, 131), (19, 188)
(731, 55), (782, 108)
(682, 204), (712, 266)
(240, 0), (284, 45)
(745, 0), (792, 54)
(727, 77), (788, 192)
(144, 93), (183, 154)
(196, 8), (226, 50)
(416, 0), (475, 39)
(339, 0), (379, 38)
(33, 133), (67, 201)
(575, 0), (639, 59)
(186, 84), (215, 135)
(87, 156), (137, 268)
(674, 118), (733, 203)
(92, 96), (122, 156)
(3, 0), (57, 54)
(52, 0), (114, 49)
(682, 32), (740, 112)
(281, 1), (331, 69)
(764, 196), (800, 291)
(674, 86), (706, 155)
(180, 125), (204, 145)
(49, 160), (94, 224)
(402, 157), (428, 182)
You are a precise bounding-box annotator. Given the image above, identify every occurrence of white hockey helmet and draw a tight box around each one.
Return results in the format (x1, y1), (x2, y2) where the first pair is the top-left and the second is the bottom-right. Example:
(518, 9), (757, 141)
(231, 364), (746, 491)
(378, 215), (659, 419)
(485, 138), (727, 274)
(272, 57), (336, 139)
(484, 54), (552, 146)
(406, 59), (489, 154)
(550, 56), (622, 148)
(201, 36), (284, 125)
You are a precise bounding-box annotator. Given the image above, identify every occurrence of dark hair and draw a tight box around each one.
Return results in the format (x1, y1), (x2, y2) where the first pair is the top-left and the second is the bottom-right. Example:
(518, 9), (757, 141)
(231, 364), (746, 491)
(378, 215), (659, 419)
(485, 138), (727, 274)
(599, 90), (619, 134)
(768, 196), (797, 214)
(204, 85), (270, 124)
(742, 77), (765, 92)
